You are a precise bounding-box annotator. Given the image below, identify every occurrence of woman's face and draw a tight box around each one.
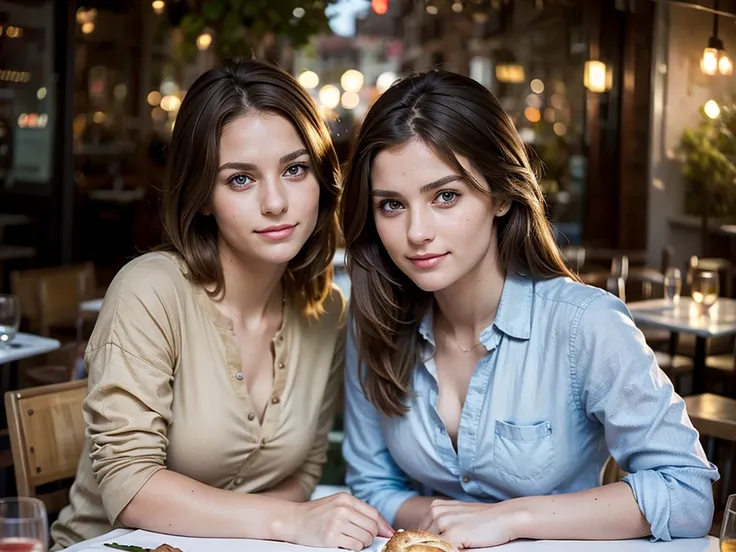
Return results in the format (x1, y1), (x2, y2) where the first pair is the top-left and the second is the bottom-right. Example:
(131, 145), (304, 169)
(208, 112), (321, 267)
(371, 139), (506, 293)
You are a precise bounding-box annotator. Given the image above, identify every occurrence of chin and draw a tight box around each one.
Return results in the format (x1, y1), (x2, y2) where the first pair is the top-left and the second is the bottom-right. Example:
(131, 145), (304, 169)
(403, 270), (457, 293)
(253, 243), (306, 266)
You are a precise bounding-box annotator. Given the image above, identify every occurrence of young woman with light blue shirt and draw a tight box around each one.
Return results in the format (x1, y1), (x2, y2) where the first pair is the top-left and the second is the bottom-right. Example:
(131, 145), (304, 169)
(338, 69), (719, 549)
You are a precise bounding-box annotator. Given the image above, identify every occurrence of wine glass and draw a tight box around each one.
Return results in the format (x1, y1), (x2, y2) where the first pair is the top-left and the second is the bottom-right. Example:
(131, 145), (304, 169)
(0, 497), (47, 551)
(721, 494), (736, 551)
(664, 267), (682, 305)
(0, 295), (20, 347)
(690, 270), (720, 314)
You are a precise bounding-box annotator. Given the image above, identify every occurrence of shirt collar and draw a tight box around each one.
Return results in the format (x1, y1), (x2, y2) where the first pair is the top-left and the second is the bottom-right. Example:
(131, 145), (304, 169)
(418, 272), (534, 344)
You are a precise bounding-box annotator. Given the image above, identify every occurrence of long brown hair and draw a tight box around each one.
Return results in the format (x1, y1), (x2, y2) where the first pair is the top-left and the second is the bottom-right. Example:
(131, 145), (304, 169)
(340, 69), (577, 416)
(160, 59), (341, 316)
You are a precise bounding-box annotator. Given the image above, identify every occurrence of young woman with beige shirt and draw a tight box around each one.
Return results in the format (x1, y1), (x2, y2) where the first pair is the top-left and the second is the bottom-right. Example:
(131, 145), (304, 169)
(50, 60), (392, 551)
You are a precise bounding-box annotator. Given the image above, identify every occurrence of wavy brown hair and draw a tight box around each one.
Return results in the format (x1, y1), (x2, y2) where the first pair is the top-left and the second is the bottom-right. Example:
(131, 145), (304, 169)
(160, 59), (340, 316)
(340, 69), (577, 416)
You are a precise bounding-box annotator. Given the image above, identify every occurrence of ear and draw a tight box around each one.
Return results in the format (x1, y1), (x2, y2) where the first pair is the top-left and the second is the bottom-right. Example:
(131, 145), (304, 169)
(200, 204), (212, 216)
(496, 201), (510, 217)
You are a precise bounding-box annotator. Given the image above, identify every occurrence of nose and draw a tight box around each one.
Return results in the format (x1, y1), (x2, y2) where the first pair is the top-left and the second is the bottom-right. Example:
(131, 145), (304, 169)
(260, 178), (288, 216)
(407, 209), (434, 246)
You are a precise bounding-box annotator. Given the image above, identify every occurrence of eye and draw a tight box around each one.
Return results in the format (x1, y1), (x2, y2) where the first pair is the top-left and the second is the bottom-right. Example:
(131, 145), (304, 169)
(284, 163), (308, 178)
(437, 191), (458, 203)
(383, 200), (404, 212)
(228, 173), (252, 188)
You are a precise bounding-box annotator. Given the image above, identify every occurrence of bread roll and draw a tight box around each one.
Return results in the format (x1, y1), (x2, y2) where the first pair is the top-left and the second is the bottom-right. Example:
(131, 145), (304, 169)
(382, 529), (458, 552)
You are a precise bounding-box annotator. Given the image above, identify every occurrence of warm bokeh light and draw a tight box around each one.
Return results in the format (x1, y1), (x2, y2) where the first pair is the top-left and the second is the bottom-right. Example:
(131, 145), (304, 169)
(341, 91), (360, 110)
(704, 99), (721, 119)
(298, 70), (319, 89)
(524, 107), (541, 123)
(719, 54), (733, 76)
(426, 5), (438, 15)
(701, 47), (719, 76)
(318, 85), (341, 109)
(147, 91), (162, 106)
(530, 79), (545, 94)
(553, 122), (567, 136)
(160, 95), (181, 112)
(452, 2), (463, 12)
(81, 22), (95, 34)
(152, 0), (165, 15)
(376, 72), (398, 93)
(36, 87), (47, 100)
(340, 69), (364, 93)
(196, 32), (213, 50)
(93, 111), (106, 124)
(293, 7), (305, 18)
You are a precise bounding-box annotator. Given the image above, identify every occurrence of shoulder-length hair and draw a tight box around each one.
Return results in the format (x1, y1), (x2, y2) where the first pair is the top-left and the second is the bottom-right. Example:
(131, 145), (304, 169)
(340, 69), (577, 416)
(160, 59), (340, 316)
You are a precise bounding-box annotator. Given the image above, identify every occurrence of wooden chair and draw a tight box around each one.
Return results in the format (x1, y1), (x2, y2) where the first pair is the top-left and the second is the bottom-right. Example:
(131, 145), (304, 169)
(601, 456), (627, 486)
(684, 393), (736, 511)
(10, 263), (96, 336)
(24, 341), (83, 387)
(5, 380), (87, 513)
(37, 267), (96, 339)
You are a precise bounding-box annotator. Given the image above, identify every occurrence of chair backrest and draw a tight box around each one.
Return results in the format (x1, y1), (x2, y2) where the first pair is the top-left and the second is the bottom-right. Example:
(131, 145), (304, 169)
(10, 263), (96, 334)
(601, 456), (627, 485)
(37, 267), (95, 336)
(581, 271), (626, 301)
(5, 380), (87, 513)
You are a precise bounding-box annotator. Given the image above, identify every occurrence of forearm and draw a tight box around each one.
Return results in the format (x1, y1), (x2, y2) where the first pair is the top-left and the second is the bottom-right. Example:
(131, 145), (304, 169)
(259, 475), (309, 502)
(119, 469), (297, 541)
(395, 496), (437, 530)
(510, 482), (650, 541)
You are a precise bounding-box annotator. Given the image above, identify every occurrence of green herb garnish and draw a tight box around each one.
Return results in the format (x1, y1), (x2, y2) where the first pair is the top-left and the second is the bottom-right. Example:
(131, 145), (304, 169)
(104, 544), (149, 552)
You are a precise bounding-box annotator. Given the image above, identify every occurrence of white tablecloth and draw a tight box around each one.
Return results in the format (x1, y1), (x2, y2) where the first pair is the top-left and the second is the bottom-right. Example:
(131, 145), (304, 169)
(0, 332), (59, 364)
(63, 529), (719, 552)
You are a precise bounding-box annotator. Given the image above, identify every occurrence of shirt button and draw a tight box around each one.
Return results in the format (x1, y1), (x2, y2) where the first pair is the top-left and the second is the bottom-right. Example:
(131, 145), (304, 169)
(463, 475), (470, 483)
(247, 412), (255, 421)
(235, 372), (244, 381)
(278, 335), (284, 343)
(271, 396), (280, 404)
(278, 362), (285, 370)
(234, 477), (243, 486)
(260, 439), (267, 449)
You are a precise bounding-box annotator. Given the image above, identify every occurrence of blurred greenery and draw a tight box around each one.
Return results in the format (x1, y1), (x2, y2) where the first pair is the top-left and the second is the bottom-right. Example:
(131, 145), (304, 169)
(175, 0), (338, 62)
(679, 100), (736, 219)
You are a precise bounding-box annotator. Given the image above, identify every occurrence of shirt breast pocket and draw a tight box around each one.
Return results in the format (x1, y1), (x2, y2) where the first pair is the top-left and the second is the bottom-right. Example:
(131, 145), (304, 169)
(493, 419), (554, 482)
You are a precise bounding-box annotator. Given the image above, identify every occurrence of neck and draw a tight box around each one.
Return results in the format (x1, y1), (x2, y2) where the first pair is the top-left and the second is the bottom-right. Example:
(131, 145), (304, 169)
(216, 238), (287, 325)
(433, 239), (506, 347)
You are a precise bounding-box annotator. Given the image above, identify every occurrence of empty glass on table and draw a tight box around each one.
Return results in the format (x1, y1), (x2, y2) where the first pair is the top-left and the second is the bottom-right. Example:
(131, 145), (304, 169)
(0, 295), (20, 347)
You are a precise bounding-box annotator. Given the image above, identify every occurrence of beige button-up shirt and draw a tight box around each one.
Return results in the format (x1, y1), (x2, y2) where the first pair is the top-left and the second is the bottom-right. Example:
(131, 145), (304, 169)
(50, 252), (345, 549)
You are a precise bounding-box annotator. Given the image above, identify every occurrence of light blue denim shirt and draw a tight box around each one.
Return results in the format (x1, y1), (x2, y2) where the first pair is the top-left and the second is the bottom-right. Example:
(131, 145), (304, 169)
(343, 274), (719, 541)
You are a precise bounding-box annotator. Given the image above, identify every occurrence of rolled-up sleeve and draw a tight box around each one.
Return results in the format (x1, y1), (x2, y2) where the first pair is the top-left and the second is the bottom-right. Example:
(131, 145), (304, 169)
(572, 292), (719, 541)
(343, 318), (419, 525)
(84, 262), (178, 525)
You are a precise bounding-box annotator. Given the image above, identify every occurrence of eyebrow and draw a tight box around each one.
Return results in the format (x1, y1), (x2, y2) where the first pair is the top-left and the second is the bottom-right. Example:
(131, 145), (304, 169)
(217, 148), (309, 173)
(372, 174), (463, 198)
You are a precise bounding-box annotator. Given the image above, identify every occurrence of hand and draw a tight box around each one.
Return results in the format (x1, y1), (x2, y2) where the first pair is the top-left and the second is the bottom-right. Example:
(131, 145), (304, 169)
(292, 492), (395, 550)
(419, 499), (521, 549)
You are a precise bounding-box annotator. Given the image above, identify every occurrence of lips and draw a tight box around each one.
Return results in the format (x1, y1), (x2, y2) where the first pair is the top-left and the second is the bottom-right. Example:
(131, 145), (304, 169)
(255, 223), (297, 240)
(407, 252), (448, 269)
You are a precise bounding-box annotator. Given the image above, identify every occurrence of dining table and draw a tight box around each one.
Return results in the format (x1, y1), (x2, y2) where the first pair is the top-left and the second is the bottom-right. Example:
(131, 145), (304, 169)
(627, 297), (736, 394)
(62, 529), (720, 552)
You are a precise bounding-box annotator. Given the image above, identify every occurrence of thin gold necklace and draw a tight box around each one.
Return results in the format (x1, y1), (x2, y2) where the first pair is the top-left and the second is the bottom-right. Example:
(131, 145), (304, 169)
(438, 322), (485, 354)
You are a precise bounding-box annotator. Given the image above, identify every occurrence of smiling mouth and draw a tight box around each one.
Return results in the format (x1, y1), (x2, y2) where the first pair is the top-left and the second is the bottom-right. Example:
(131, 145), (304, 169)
(255, 224), (297, 240)
(407, 253), (449, 268)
